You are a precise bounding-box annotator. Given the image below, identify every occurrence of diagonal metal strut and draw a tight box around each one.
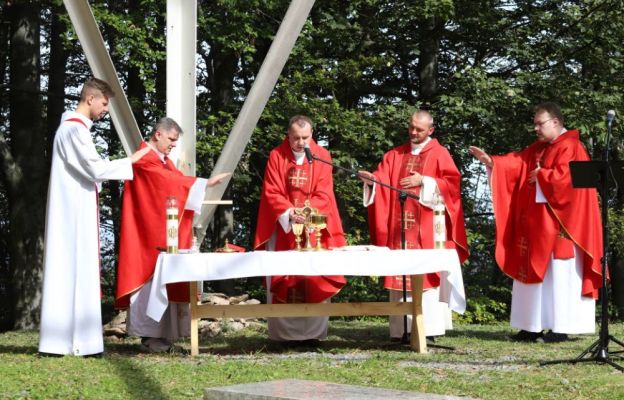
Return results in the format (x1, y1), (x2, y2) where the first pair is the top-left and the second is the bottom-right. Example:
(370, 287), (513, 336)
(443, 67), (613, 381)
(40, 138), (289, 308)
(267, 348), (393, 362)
(195, 0), (315, 242)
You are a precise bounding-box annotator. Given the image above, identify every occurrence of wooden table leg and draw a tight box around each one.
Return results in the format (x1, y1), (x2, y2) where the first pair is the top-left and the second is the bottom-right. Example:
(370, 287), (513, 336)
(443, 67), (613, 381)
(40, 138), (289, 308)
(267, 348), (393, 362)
(189, 281), (199, 356)
(410, 274), (427, 353)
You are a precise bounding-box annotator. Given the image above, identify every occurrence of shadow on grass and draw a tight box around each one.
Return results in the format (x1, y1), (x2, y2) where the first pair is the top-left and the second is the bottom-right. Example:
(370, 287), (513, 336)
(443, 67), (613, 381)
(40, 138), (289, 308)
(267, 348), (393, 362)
(105, 355), (169, 399)
(444, 327), (512, 342)
(193, 323), (420, 355)
(0, 344), (39, 355)
(103, 341), (175, 399)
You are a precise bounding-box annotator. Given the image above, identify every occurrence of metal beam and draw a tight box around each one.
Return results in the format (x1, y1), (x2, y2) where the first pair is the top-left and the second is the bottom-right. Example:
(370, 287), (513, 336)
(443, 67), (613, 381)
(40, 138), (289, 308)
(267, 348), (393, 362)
(166, 0), (197, 176)
(63, 0), (142, 154)
(196, 0), (315, 239)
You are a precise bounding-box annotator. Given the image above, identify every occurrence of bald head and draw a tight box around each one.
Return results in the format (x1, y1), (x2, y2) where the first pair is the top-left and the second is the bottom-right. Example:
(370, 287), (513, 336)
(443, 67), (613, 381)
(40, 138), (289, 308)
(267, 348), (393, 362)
(408, 110), (435, 145)
(411, 110), (434, 125)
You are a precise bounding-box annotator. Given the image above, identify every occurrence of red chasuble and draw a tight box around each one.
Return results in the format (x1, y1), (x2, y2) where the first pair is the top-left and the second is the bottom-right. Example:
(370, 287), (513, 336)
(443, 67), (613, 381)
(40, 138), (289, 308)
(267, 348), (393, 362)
(491, 129), (603, 298)
(254, 138), (346, 304)
(367, 139), (469, 291)
(115, 142), (197, 308)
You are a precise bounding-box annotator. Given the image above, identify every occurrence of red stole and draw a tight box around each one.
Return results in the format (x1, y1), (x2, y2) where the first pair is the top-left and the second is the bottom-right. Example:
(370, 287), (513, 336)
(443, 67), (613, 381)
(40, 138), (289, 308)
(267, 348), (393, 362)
(491, 130), (603, 298)
(115, 142), (197, 308)
(65, 117), (88, 129)
(367, 140), (469, 291)
(254, 138), (346, 303)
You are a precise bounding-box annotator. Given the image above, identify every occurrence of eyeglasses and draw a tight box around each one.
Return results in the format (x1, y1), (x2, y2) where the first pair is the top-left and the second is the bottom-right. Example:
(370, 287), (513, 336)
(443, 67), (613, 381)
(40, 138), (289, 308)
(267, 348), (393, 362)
(533, 118), (555, 128)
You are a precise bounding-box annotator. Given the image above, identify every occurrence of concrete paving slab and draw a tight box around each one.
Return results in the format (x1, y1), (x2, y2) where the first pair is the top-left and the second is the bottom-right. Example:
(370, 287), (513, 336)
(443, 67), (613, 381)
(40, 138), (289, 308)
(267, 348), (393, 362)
(204, 379), (476, 399)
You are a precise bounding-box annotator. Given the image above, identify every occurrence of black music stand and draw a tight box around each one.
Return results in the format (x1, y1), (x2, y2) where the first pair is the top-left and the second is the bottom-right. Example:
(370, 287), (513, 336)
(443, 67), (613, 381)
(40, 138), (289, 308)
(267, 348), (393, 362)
(541, 160), (624, 372)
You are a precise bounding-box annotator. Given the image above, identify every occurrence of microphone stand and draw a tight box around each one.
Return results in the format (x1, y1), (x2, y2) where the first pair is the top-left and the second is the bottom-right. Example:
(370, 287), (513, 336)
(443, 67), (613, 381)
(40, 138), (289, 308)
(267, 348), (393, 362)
(541, 115), (624, 372)
(306, 150), (419, 345)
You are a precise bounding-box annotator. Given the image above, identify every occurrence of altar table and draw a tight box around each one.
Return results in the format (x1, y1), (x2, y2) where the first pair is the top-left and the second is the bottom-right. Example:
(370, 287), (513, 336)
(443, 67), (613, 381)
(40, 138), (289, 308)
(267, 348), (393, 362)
(146, 248), (465, 356)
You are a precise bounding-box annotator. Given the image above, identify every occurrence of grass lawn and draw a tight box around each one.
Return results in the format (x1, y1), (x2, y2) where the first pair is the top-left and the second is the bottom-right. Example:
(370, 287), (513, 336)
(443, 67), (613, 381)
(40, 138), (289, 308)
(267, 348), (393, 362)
(1, 319), (623, 399)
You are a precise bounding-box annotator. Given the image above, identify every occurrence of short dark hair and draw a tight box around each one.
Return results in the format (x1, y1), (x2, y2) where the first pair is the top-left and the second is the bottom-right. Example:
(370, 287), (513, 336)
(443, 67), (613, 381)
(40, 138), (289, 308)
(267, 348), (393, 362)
(288, 115), (313, 131)
(534, 102), (564, 125)
(150, 117), (183, 139)
(79, 77), (114, 101)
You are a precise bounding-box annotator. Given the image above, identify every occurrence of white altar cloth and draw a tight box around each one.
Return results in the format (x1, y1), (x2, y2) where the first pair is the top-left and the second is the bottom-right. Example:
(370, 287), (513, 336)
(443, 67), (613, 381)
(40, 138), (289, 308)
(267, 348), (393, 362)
(146, 248), (465, 322)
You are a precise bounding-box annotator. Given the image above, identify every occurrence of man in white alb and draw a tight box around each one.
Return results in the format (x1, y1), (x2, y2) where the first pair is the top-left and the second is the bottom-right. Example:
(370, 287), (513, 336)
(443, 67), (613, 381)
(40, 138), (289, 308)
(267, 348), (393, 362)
(39, 77), (149, 356)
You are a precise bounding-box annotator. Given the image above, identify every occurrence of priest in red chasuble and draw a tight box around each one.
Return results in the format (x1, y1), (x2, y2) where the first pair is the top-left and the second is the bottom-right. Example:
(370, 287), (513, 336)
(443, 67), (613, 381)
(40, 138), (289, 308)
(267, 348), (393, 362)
(254, 115), (346, 342)
(470, 102), (603, 343)
(115, 117), (228, 352)
(359, 110), (469, 340)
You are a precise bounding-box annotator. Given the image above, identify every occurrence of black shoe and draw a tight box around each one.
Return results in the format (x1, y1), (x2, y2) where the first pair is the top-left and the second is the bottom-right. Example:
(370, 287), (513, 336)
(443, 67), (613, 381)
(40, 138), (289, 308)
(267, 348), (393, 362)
(140, 337), (172, 353)
(391, 334), (411, 343)
(300, 339), (320, 347)
(279, 339), (320, 349)
(510, 330), (543, 342)
(390, 335), (434, 344)
(542, 331), (569, 343)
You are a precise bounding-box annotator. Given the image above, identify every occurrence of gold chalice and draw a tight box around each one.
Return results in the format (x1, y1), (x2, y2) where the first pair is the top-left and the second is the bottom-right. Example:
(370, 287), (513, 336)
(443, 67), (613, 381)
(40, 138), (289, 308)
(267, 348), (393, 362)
(310, 213), (327, 251)
(303, 219), (315, 251)
(292, 223), (304, 250)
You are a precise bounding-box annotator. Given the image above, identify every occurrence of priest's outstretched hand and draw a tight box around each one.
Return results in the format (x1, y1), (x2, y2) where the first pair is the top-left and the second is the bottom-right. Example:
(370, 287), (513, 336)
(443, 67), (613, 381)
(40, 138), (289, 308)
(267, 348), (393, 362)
(468, 146), (493, 168)
(357, 170), (375, 186)
(207, 172), (232, 187)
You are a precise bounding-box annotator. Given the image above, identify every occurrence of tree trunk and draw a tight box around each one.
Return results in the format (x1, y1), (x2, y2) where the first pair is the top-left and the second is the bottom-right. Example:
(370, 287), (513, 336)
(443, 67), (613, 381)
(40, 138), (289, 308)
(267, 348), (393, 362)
(418, 16), (443, 105)
(153, 11), (166, 115)
(610, 256), (624, 319)
(609, 157), (624, 319)
(204, 30), (238, 247)
(0, 0), (11, 331)
(203, 34), (239, 294)
(4, 1), (46, 330)
(127, 0), (147, 131)
(46, 3), (68, 163)
(0, 2), (8, 92)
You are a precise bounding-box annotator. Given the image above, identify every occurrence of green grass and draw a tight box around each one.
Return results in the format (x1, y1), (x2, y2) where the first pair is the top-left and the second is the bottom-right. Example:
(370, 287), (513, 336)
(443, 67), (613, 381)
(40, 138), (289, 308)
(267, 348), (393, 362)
(1, 320), (624, 399)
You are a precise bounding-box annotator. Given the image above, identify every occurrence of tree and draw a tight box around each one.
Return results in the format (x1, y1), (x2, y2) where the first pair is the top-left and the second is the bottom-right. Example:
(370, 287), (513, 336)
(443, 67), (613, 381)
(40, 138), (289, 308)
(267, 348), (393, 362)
(1, 0), (46, 330)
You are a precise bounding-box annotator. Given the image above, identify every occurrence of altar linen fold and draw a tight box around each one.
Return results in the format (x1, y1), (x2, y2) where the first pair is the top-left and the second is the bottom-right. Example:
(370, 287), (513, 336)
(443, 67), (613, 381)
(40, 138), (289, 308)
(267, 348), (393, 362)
(146, 249), (465, 321)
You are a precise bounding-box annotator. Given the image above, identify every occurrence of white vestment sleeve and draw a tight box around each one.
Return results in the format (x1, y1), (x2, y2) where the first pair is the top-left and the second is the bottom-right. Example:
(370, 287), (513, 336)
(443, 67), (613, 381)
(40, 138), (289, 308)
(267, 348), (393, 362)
(62, 126), (133, 183)
(363, 182), (376, 207)
(184, 178), (208, 213)
(535, 179), (547, 203)
(278, 209), (292, 233)
(418, 176), (440, 209)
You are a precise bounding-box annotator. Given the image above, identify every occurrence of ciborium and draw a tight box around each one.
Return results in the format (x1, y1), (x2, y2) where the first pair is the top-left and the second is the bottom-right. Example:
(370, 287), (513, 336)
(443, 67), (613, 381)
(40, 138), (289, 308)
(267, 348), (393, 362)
(294, 200), (317, 251)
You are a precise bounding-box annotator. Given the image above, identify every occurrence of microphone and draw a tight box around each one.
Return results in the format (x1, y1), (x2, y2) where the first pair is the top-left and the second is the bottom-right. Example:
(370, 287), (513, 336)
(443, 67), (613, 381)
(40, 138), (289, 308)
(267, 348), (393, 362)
(607, 110), (616, 129)
(303, 143), (314, 164)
